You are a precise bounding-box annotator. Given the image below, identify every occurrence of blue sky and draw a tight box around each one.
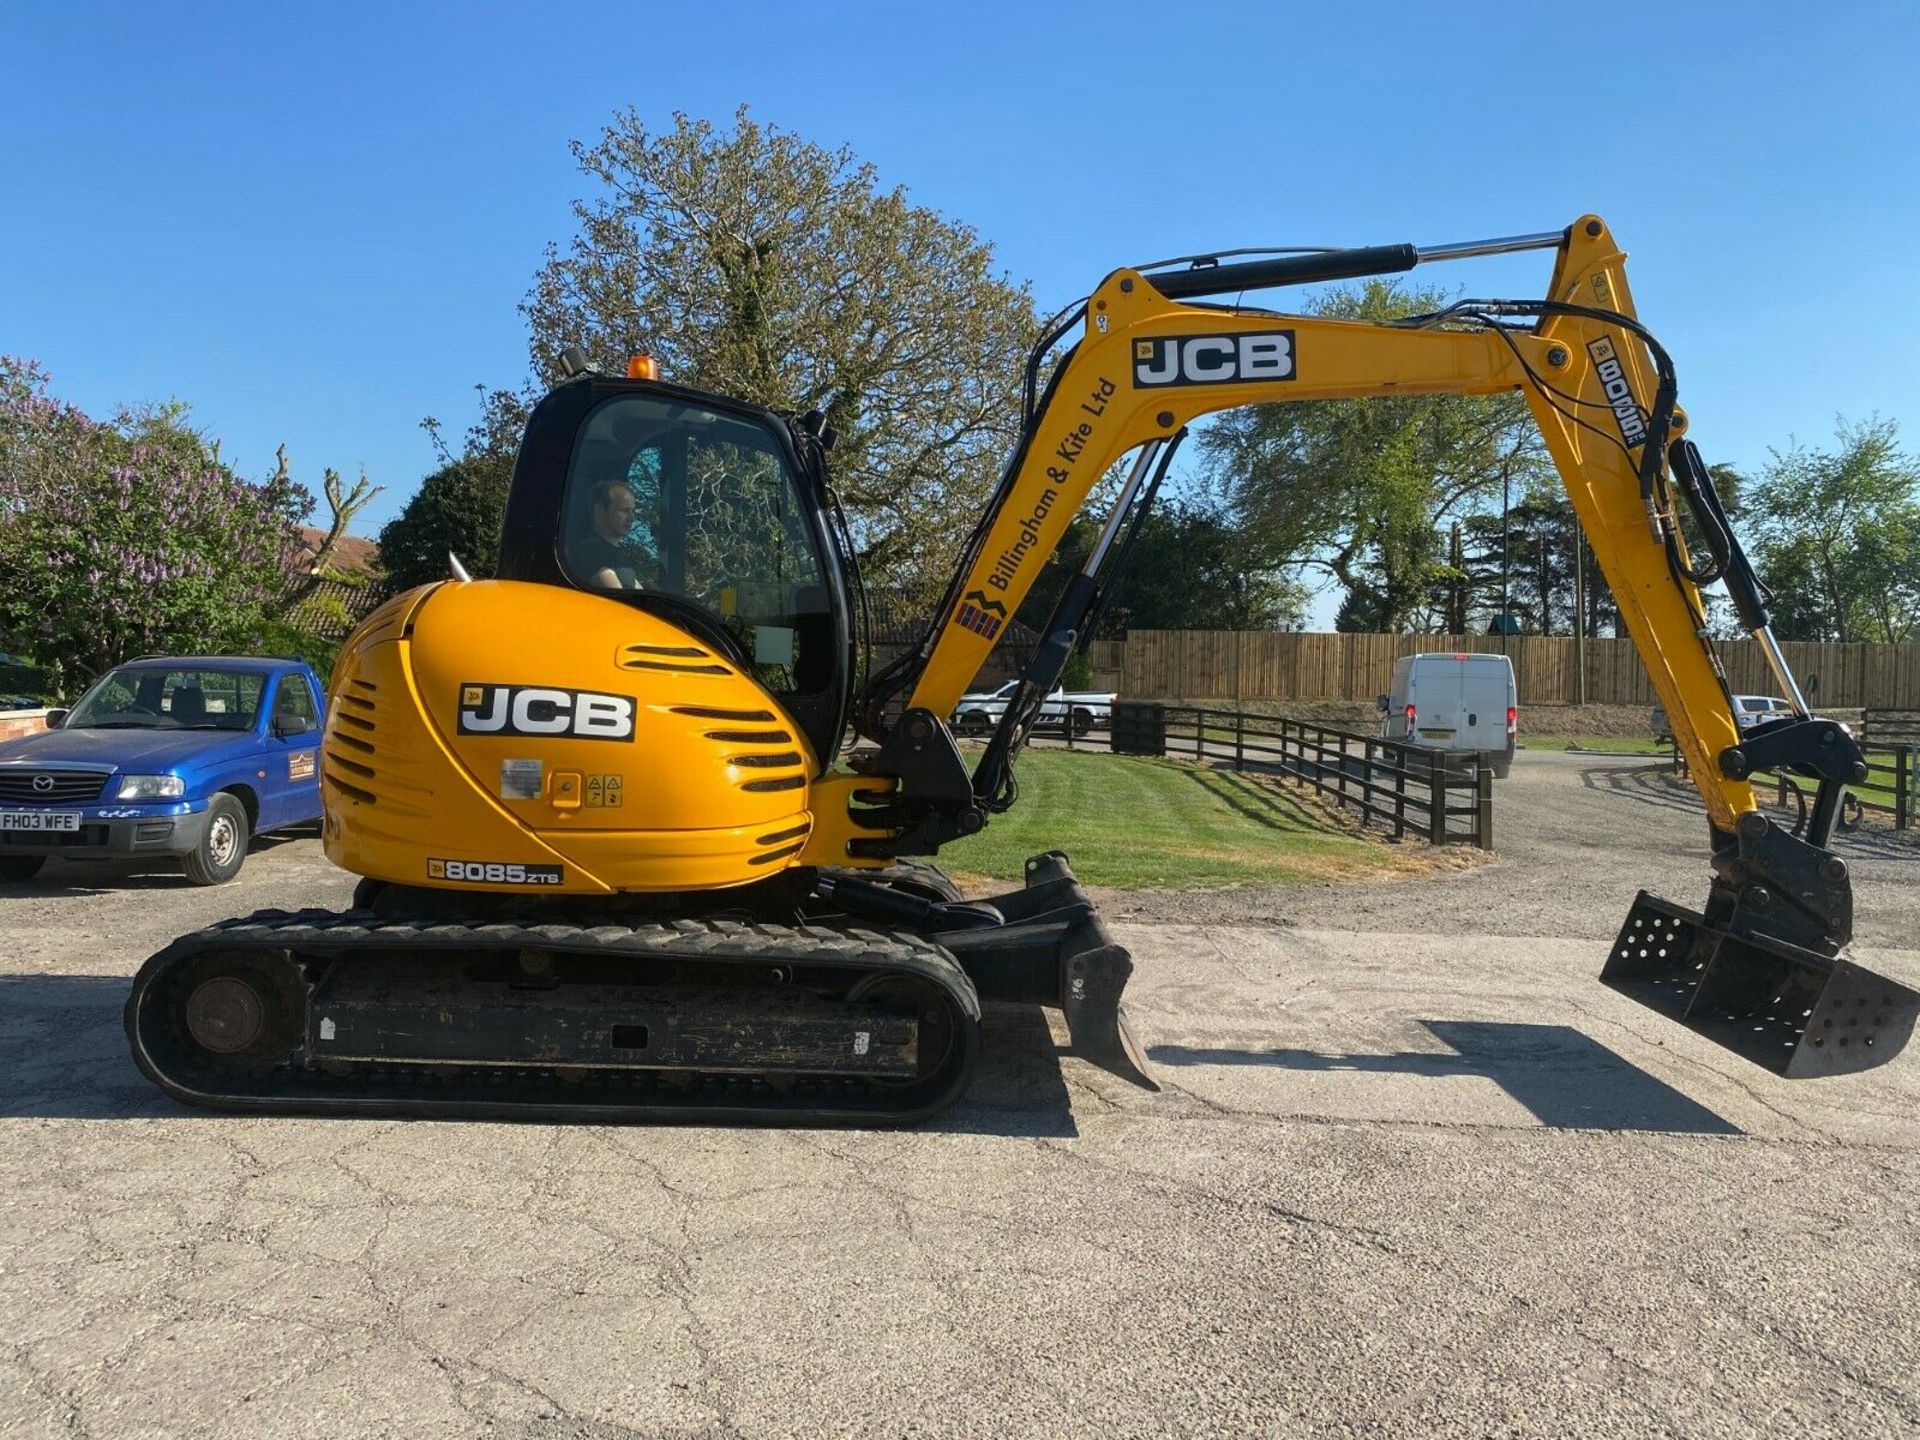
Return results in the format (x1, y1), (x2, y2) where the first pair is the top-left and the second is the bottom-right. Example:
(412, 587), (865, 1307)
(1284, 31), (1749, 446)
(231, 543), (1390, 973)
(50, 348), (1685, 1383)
(6, 1), (1917, 605)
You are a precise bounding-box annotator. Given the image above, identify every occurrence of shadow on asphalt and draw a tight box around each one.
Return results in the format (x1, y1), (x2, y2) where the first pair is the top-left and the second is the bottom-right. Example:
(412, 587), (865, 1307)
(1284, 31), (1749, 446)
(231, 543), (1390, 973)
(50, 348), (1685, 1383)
(0, 976), (1081, 1137)
(1576, 761), (1703, 817)
(1149, 1020), (1741, 1135)
(931, 1002), (1079, 1138)
(6, 829), (315, 896)
(1577, 762), (1919, 861)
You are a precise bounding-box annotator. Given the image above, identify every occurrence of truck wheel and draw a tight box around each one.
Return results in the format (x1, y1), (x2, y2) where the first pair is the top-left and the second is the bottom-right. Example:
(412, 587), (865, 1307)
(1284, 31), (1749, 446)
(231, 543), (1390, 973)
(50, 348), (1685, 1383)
(0, 855), (46, 883)
(1069, 708), (1093, 738)
(184, 795), (249, 886)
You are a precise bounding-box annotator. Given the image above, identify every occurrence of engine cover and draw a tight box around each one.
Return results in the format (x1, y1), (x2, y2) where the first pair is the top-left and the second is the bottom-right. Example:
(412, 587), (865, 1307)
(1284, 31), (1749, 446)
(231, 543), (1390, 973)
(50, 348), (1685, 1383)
(321, 581), (814, 894)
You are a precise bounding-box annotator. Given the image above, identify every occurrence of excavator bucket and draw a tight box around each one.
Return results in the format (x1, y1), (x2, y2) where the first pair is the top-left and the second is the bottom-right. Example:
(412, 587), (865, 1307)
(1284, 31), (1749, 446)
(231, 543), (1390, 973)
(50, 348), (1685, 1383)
(1602, 892), (1920, 1077)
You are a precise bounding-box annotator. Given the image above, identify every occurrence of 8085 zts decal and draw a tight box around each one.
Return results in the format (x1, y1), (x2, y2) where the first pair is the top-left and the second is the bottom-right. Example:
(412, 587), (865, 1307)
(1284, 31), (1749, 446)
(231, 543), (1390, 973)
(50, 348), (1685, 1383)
(457, 683), (636, 741)
(1133, 331), (1294, 387)
(428, 858), (565, 886)
(1585, 336), (1649, 448)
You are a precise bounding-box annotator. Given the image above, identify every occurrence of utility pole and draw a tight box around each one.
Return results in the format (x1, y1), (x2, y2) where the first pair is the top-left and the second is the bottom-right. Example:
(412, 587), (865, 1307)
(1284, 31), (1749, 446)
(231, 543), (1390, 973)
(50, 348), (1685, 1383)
(1538, 527), (1550, 636)
(1500, 469), (1512, 657)
(1572, 518), (1587, 704)
(1448, 521), (1465, 635)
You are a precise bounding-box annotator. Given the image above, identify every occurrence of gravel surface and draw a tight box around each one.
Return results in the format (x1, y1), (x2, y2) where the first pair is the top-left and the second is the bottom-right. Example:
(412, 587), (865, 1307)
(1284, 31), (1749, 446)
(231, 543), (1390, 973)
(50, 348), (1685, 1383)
(0, 753), (1915, 1439)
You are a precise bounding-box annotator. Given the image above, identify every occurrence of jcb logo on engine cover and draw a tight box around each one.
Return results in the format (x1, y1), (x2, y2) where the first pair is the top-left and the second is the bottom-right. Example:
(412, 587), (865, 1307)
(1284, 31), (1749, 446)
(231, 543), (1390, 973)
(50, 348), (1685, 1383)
(457, 683), (637, 742)
(1133, 332), (1294, 388)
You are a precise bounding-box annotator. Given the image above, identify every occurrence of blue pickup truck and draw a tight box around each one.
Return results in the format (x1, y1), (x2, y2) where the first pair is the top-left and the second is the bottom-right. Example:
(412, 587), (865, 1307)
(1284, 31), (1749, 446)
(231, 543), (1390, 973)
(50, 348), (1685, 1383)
(0, 656), (325, 885)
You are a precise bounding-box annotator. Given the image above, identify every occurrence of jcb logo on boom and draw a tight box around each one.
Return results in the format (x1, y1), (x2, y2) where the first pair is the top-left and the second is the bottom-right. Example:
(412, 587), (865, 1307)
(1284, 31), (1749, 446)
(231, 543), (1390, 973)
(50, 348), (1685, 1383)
(456, 683), (637, 742)
(1133, 331), (1295, 388)
(1585, 336), (1649, 448)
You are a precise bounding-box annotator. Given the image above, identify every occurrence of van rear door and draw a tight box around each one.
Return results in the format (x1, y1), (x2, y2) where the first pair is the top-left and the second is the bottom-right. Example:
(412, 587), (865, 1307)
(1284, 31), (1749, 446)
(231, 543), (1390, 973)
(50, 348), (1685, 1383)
(1412, 657), (1464, 741)
(1456, 657), (1508, 753)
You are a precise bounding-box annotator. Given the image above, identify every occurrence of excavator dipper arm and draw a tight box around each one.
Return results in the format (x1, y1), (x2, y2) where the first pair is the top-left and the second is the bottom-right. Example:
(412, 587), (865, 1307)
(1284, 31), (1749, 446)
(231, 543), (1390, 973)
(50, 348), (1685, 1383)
(817, 214), (1917, 1079)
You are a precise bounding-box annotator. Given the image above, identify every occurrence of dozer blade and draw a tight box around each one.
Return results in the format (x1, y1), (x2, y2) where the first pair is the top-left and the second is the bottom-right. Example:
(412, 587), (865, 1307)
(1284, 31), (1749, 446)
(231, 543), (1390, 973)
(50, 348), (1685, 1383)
(1060, 931), (1158, 1090)
(931, 851), (1160, 1092)
(1601, 891), (1920, 1077)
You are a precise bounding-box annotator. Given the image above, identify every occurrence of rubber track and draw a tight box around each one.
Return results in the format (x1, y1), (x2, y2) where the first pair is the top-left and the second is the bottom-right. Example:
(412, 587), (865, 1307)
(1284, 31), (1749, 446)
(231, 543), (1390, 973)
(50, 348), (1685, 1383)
(126, 908), (982, 1126)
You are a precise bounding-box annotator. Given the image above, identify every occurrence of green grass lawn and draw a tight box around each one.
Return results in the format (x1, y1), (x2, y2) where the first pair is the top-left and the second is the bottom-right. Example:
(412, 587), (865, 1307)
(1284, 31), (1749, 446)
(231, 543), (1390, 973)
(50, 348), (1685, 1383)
(938, 750), (1430, 889)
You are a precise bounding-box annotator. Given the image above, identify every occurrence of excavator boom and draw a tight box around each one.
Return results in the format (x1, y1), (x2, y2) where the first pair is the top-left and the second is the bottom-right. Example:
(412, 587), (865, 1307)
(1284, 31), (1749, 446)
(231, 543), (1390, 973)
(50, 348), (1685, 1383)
(832, 214), (1917, 1079)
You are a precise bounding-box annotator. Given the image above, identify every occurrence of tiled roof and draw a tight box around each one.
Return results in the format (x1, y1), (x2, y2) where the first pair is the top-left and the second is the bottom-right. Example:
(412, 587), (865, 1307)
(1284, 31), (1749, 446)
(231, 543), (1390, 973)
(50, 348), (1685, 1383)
(294, 526), (380, 576)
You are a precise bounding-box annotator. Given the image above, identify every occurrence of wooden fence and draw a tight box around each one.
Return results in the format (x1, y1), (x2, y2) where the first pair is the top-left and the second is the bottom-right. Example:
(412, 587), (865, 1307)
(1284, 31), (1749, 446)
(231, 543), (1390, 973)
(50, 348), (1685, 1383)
(1121, 631), (1920, 709)
(868, 635), (1128, 694)
(1121, 703), (1494, 849)
(1673, 740), (1917, 832)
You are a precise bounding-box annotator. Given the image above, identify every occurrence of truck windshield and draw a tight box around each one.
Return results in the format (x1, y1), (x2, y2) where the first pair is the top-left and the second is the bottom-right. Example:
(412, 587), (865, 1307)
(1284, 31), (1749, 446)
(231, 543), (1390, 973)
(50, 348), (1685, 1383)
(65, 667), (266, 730)
(558, 394), (834, 696)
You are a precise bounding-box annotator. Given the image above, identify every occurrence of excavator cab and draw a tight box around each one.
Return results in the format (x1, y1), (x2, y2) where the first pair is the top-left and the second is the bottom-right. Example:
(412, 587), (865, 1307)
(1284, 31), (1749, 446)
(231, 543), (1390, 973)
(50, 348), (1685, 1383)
(495, 373), (858, 765)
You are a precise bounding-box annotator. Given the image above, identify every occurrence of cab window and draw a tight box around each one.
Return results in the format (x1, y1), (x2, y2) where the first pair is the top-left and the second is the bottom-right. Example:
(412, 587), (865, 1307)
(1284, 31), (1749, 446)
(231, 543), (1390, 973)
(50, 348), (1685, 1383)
(273, 674), (319, 730)
(64, 667), (264, 730)
(559, 394), (834, 696)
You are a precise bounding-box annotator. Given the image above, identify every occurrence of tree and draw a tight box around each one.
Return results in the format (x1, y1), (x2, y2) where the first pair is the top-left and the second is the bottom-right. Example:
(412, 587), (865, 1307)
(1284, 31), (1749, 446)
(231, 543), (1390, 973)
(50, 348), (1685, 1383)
(1451, 490), (1620, 637)
(376, 455), (514, 591)
(277, 444), (380, 609)
(0, 357), (97, 518)
(1118, 503), (1310, 631)
(1748, 417), (1920, 643)
(0, 358), (310, 688)
(1013, 501), (1307, 636)
(1200, 281), (1549, 633)
(520, 106), (1038, 607)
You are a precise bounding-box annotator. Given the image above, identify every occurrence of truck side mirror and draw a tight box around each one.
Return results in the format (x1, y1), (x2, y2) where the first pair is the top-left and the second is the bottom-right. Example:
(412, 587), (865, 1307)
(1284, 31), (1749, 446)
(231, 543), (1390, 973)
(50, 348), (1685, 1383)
(45, 709), (68, 729)
(274, 714), (312, 738)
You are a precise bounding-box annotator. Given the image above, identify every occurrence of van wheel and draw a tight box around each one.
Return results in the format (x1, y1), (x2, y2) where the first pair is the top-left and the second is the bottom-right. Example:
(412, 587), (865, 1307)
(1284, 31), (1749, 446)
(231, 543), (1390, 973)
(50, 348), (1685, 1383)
(1493, 758), (1512, 780)
(184, 795), (249, 886)
(0, 855), (46, 882)
(1069, 708), (1094, 739)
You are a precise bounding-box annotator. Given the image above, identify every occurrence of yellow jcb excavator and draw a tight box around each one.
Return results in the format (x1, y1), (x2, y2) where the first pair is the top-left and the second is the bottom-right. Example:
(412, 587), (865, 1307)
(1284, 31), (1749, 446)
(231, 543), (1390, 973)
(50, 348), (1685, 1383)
(126, 215), (1918, 1123)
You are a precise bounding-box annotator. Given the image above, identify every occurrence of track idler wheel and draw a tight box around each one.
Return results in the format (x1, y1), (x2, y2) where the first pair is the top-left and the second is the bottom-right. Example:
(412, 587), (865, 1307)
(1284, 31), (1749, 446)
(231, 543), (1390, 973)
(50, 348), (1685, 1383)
(149, 953), (305, 1077)
(185, 976), (269, 1054)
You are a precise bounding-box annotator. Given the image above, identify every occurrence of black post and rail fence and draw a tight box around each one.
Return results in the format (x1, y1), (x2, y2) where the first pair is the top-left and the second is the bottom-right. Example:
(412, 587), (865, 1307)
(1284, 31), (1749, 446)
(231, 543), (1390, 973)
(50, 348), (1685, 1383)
(1671, 738), (1918, 833)
(1107, 701), (1494, 849)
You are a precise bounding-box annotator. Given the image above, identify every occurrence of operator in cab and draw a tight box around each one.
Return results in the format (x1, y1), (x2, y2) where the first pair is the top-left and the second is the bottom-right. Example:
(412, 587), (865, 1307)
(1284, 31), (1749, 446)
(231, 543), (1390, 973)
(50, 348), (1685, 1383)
(570, 479), (647, 589)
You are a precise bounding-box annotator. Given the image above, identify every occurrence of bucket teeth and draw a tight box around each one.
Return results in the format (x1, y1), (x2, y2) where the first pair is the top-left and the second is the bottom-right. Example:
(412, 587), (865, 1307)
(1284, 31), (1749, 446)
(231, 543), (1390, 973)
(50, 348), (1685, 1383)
(1601, 891), (1919, 1077)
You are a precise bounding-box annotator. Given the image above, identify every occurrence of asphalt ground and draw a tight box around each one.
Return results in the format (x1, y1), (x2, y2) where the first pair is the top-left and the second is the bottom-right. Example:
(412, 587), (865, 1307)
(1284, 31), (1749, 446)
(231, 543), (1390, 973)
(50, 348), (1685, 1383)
(1, 751), (1916, 1438)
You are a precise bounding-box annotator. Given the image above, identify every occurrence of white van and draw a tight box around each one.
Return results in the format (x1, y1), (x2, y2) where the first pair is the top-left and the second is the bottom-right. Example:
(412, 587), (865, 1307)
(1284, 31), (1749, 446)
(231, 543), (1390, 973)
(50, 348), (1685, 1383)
(1378, 652), (1517, 779)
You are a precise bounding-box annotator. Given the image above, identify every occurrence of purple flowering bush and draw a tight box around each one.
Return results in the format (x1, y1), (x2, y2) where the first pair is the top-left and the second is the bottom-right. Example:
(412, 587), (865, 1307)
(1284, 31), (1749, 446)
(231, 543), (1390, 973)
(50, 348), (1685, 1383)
(0, 357), (313, 691)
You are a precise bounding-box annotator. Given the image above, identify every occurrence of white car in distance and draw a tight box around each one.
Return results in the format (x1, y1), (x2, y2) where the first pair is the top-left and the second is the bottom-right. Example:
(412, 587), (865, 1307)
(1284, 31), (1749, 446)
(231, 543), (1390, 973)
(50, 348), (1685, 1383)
(951, 681), (1113, 739)
(1651, 694), (1795, 744)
